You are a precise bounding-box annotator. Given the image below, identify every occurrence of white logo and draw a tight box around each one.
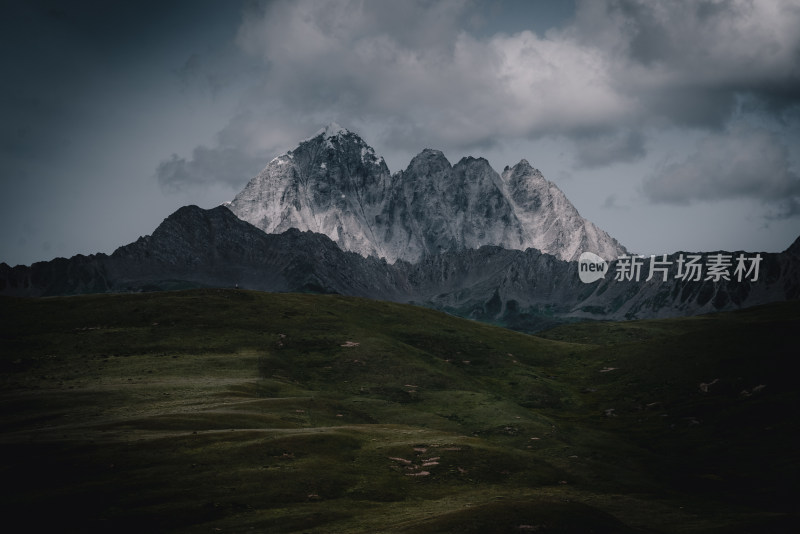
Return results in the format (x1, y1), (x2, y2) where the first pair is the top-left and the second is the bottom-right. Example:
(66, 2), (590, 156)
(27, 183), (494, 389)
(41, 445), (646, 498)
(578, 252), (608, 283)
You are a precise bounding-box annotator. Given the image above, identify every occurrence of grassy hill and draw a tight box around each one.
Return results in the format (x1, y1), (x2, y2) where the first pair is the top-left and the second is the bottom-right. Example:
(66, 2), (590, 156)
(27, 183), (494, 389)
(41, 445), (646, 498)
(1, 289), (798, 533)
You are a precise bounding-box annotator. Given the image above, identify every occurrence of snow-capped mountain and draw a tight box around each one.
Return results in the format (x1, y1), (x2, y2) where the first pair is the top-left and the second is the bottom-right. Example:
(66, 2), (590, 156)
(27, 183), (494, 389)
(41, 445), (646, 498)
(224, 123), (393, 261)
(225, 124), (626, 263)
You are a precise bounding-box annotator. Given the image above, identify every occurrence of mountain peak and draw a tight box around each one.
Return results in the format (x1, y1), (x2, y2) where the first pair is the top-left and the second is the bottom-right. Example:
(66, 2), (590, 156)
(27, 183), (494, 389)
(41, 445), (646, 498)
(306, 122), (350, 142)
(401, 150), (453, 189)
(510, 159), (542, 176)
(457, 156), (490, 165)
(227, 129), (627, 263)
(417, 148), (446, 158)
(408, 148), (451, 169)
(454, 157), (496, 176)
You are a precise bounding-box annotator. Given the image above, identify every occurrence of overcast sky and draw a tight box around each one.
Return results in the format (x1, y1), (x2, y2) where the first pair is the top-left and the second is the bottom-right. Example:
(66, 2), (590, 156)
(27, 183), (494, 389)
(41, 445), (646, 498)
(2, 0), (799, 266)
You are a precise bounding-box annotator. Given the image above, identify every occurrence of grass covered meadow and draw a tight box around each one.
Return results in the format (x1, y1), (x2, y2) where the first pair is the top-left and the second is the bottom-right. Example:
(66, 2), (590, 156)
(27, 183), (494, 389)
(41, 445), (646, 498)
(1, 289), (798, 532)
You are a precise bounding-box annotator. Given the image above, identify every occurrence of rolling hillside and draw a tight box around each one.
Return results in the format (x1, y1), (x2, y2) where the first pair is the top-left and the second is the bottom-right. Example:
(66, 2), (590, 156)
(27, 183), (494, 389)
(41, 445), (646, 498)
(1, 290), (798, 533)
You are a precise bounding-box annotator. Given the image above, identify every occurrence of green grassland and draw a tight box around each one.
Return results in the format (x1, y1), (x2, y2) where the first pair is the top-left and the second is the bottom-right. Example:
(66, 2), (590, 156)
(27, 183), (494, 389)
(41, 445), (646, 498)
(1, 289), (798, 533)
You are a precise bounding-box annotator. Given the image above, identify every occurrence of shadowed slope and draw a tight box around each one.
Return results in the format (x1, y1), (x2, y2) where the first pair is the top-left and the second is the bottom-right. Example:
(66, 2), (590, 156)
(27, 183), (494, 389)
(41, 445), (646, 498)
(1, 290), (798, 532)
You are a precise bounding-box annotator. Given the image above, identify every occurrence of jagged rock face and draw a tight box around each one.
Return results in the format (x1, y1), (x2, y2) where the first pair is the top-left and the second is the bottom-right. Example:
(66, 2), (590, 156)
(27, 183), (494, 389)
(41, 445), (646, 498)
(226, 123), (393, 261)
(226, 125), (626, 263)
(500, 161), (626, 262)
(376, 151), (524, 261)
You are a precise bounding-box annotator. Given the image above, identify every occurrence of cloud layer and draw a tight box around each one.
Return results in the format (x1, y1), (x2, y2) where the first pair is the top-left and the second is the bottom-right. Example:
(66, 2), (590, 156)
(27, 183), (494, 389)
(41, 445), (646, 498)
(4, 0), (799, 268)
(156, 146), (268, 192)
(644, 125), (800, 217)
(233, 0), (800, 133)
(160, 0), (800, 214)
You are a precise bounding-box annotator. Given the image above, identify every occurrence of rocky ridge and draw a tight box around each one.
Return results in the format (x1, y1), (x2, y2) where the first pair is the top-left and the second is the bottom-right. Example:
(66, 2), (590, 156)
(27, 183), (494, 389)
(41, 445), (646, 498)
(3, 205), (797, 332)
(225, 124), (626, 263)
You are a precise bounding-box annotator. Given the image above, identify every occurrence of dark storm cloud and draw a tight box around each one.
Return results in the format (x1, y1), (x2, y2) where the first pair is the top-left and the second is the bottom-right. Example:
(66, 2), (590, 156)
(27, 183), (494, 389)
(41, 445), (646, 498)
(602, 195), (627, 210)
(645, 87), (739, 130)
(577, 0), (800, 213)
(191, 0), (799, 177)
(643, 125), (800, 217)
(0, 0), (250, 266)
(573, 130), (646, 168)
(156, 145), (267, 192)
(154, 105), (323, 191)
(224, 0), (637, 160)
(569, 0), (800, 128)
(0, 0), (244, 168)
(0, 2), (101, 164)
(3, 0), (799, 267)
